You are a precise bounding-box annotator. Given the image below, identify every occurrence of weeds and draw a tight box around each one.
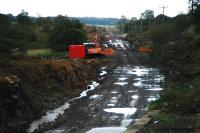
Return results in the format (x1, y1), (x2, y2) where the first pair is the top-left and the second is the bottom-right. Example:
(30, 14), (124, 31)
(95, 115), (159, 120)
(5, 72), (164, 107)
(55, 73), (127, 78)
(150, 77), (200, 114)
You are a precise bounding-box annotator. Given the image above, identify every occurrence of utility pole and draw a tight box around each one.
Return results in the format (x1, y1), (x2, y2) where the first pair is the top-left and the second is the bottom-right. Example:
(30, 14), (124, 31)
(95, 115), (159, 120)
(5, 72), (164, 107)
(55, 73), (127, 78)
(140, 17), (143, 32)
(134, 20), (136, 32)
(148, 14), (151, 29)
(160, 5), (168, 23)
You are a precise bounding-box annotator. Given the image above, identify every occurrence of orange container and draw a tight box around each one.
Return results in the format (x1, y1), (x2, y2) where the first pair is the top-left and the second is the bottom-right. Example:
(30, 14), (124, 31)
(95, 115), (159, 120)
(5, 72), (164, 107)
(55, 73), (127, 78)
(68, 45), (85, 59)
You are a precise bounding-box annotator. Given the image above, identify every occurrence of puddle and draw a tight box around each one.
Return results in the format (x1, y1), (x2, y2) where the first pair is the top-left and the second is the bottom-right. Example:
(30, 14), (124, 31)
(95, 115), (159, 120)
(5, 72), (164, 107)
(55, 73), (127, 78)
(86, 127), (126, 133)
(110, 99), (118, 103)
(128, 69), (149, 76)
(102, 67), (107, 70)
(114, 82), (128, 86)
(111, 97), (117, 100)
(78, 81), (99, 98)
(28, 103), (70, 133)
(118, 78), (127, 81)
(100, 71), (107, 76)
(147, 88), (163, 91)
(133, 81), (143, 87)
(147, 97), (158, 102)
(132, 95), (139, 100)
(103, 108), (137, 117)
(128, 90), (138, 93)
(111, 91), (118, 94)
(45, 129), (65, 133)
(28, 81), (99, 133)
(90, 95), (102, 100)
(107, 104), (116, 107)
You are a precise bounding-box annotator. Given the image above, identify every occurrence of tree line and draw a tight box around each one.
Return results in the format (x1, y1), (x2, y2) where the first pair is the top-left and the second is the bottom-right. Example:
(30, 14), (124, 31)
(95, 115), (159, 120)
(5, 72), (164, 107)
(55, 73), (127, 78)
(118, 0), (200, 35)
(0, 10), (87, 55)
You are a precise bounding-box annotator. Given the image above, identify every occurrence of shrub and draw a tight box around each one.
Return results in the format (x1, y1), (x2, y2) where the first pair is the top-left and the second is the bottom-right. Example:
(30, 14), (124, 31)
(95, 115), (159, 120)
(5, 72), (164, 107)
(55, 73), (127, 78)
(153, 78), (200, 114)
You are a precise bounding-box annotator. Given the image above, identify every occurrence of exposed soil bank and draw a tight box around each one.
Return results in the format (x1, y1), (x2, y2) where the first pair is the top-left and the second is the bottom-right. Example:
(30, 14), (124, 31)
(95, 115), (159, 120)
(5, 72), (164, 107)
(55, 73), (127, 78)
(0, 58), (104, 133)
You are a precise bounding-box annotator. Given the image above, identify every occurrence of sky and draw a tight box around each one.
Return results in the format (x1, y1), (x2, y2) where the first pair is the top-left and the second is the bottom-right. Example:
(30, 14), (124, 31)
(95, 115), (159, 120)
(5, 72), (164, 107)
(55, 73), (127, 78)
(0, 0), (189, 19)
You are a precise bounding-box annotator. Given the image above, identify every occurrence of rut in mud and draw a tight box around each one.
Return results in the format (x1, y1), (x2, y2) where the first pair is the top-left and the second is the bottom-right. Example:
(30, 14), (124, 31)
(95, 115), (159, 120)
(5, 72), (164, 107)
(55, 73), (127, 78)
(30, 40), (165, 133)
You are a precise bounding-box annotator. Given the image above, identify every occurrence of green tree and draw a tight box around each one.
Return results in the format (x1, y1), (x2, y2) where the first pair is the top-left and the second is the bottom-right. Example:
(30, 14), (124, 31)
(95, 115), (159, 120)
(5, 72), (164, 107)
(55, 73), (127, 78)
(141, 10), (154, 28)
(0, 14), (16, 54)
(117, 15), (128, 33)
(189, 0), (200, 33)
(129, 17), (137, 32)
(0, 13), (28, 54)
(48, 15), (87, 51)
(16, 10), (31, 25)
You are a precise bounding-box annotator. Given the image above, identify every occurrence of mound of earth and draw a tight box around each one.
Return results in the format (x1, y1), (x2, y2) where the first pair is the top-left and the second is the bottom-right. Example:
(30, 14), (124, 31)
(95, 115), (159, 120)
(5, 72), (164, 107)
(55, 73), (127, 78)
(0, 58), (102, 133)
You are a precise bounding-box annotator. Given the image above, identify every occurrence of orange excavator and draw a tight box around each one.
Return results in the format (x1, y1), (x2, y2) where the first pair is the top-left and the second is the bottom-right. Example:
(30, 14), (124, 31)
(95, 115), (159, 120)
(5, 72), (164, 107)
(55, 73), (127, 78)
(87, 32), (114, 58)
(68, 31), (114, 59)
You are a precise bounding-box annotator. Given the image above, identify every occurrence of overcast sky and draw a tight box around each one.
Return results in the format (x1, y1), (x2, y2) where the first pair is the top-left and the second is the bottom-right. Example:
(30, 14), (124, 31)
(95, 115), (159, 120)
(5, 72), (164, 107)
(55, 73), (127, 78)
(0, 0), (189, 18)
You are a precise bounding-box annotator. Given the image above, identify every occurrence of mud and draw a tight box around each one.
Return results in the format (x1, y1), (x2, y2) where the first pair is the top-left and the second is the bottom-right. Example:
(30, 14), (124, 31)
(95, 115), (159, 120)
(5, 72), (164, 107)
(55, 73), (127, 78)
(0, 58), (102, 133)
(34, 40), (165, 133)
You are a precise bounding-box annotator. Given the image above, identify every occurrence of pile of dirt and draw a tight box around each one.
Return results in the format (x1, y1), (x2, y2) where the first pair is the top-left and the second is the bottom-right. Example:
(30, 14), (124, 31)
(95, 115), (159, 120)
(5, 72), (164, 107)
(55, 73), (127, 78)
(0, 58), (101, 133)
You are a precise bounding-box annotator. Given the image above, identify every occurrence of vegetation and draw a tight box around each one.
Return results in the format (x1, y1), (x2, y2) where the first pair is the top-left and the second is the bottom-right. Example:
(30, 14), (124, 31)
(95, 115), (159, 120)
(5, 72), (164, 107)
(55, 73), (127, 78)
(126, 2), (200, 131)
(26, 49), (67, 58)
(0, 11), (88, 56)
(48, 15), (87, 52)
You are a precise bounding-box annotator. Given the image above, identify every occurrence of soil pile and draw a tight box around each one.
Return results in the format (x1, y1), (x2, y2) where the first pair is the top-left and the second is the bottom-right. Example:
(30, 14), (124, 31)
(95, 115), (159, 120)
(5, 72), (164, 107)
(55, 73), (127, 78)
(0, 58), (101, 133)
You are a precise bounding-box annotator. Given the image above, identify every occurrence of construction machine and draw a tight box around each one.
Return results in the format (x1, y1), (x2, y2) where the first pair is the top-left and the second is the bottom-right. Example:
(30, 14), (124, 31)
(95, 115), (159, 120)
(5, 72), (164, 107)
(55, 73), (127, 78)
(68, 31), (114, 59)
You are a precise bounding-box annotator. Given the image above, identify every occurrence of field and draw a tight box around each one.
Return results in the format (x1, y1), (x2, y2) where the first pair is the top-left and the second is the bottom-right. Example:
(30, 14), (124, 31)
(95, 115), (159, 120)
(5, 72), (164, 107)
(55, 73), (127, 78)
(26, 49), (67, 58)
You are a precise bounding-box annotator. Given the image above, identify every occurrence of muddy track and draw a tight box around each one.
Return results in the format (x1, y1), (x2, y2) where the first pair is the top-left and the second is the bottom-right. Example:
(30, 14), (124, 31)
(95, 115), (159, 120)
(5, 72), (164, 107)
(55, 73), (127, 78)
(35, 40), (164, 133)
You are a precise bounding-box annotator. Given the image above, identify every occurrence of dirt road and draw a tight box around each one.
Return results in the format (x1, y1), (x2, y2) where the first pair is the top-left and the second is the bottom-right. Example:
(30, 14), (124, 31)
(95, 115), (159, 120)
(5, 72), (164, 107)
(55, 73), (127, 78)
(30, 40), (164, 133)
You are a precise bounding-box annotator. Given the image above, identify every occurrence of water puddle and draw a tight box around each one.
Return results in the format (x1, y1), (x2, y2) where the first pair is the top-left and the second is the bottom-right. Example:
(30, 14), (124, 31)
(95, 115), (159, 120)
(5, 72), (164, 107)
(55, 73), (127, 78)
(147, 88), (163, 91)
(147, 96), (158, 102)
(132, 95), (139, 100)
(118, 77), (127, 81)
(45, 129), (65, 133)
(103, 107), (137, 128)
(107, 104), (116, 107)
(114, 82), (128, 86)
(28, 103), (70, 133)
(111, 91), (118, 94)
(90, 95), (102, 100)
(103, 108), (137, 117)
(86, 127), (126, 133)
(104, 65), (165, 131)
(28, 81), (99, 133)
(78, 81), (99, 98)
(100, 71), (107, 76)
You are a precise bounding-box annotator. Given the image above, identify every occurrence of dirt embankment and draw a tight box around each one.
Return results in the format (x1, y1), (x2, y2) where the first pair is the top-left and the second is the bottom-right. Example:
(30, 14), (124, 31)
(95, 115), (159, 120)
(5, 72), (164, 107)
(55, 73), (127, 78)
(0, 58), (102, 133)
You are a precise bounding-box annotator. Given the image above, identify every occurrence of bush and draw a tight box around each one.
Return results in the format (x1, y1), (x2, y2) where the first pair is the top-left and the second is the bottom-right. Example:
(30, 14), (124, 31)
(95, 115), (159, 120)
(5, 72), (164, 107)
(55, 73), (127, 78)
(48, 16), (87, 52)
(153, 77), (200, 114)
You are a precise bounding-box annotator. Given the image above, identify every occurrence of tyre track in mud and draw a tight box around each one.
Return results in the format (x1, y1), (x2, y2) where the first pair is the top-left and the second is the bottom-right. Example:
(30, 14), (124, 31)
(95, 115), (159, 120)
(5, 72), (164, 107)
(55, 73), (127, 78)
(36, 40), (164, 133)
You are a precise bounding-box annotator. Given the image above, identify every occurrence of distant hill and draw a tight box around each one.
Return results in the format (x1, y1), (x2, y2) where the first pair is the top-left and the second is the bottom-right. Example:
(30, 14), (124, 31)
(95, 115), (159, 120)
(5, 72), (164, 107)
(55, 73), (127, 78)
(75, 17), (119, 25)
(5, 14), (119, 26)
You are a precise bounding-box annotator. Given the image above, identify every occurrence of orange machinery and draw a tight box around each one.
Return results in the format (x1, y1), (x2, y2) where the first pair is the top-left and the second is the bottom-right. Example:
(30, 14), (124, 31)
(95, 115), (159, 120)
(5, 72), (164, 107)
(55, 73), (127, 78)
(87, 33), (114, 57)
(138, 47), (152, 53)
(68, 32), (114, 59)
